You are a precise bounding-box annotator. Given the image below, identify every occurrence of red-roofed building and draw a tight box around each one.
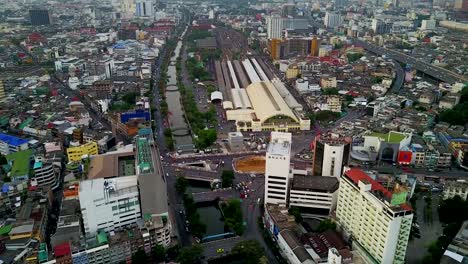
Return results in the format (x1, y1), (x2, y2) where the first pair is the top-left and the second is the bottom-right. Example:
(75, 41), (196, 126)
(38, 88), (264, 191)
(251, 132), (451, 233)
(336, 167), (413, 264)
(54, 242), (71, 258)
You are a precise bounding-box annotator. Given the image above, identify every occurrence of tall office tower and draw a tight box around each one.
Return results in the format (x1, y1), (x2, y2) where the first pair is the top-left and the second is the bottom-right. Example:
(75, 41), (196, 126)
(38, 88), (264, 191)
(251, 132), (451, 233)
(136, 0), (154, 18)
(267, 15), (284, 39)
(120, 0), (136, 19)
(324, 12), (343, 28)
(336, 168), (413, 264)
(29, 9), (51, 26)
(372, 19), (392, 34)
(455, 0), (468, 11)
(310, 36), (320, 56)
(264, 132), (292, 206)
(0, 81), (5, 102)
(334, 0), (348, 9)
(312, 133), (350, 178)
(79, 176), (141, 237)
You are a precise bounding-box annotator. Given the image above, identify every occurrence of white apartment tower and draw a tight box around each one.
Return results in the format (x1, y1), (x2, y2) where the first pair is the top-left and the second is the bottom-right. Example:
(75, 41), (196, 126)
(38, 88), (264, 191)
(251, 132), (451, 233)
(136, 0), (154, 18)
(267, 15), (284, 39)
(324, 12), (343, 28)
(79, 176), (141, 237)
(336, 168), (413, 264)
(264, 132), (292, 205)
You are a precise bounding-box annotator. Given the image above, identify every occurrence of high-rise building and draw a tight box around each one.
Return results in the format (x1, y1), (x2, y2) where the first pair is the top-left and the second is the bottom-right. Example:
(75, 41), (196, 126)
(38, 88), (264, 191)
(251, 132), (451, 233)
(455, 0), (468, 12)
(264, 132), (292, 205)
(0, 80), (5, 102)
(29, 9), (51, 26)
(336, 168), (413, 264)
(310, 36), (320, 56)
(324, 12), (343, 28)
(267, 15), (284, 39)
(79, 176), (141, 237)
(372, 19), (392, 34)
(334, 0), (348, 9)
(136, 0), (154, 18)
(312, 133), (351, 178)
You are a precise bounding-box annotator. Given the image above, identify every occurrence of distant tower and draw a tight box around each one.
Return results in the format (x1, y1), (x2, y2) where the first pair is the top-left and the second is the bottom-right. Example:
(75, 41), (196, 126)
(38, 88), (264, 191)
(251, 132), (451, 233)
(267, 15), (284, 39)
(310, 36), (320, 56)
(312, 133), (351, 178)
(29, 9), (51, 26)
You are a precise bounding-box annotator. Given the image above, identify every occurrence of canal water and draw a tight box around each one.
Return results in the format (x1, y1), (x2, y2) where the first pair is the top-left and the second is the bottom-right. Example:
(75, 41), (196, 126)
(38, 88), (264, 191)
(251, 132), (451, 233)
(187, 181), (226, 237)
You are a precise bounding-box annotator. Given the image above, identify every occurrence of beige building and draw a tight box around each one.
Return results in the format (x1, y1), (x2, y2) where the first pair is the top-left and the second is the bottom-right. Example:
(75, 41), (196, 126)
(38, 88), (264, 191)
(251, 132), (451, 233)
(0, 80), (5, 102)
(336, 168), (413, 264)
(320, 76), (337, 89)
(443, 181), (468, 201)
(327, 95), (342, 112)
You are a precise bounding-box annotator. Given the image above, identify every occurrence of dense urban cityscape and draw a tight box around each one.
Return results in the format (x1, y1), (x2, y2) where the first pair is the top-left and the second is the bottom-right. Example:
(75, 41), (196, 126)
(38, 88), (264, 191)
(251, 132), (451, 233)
(0, 0), (467, 263)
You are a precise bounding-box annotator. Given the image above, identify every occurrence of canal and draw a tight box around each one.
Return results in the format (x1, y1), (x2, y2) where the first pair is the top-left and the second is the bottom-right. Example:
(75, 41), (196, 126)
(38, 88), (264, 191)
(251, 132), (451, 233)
(187, 180), (226, 237)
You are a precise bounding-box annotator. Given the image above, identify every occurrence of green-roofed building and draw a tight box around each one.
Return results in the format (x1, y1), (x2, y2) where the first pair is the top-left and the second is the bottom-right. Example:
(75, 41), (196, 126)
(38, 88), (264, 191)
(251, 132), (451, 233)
(0, 224), (12, 236)
(0, 116), (9, 128)
(18, 117), (34, 130)
(97, 231), (108, 245)
(5, 149), (33, 182)
(363, 131), (412, 162)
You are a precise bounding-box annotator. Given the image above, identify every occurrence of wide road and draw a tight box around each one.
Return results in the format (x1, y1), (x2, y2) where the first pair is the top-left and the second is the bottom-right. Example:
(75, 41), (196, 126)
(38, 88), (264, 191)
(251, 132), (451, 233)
(354, 39), (467, 84)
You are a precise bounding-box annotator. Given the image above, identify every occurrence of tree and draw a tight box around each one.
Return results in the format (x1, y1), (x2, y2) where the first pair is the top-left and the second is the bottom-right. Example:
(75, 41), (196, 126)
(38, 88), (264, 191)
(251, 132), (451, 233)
(132, 249), (147, 263)
(221, 170), (235, 188)
(196, 129), (217, 149)
(231, 240), (264, 264)
(222, 199), (244, 235)
(346, 53), (363, 63)
(153, 244), (166, 263)
(177, 245), (204, 264)
(288, 207), (303, 223)
(0, 155), (7, 165)
(175, 177), (189, 194)
(122, 92), (138, 105)
(315, 219), (337, 232)
(322, 88), (339, 95)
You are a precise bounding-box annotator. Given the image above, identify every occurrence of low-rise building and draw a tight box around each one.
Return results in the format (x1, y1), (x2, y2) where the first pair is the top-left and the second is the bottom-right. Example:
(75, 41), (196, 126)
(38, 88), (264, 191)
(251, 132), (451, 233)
(443, 180), (468, 201)
(289, 175), (339, 215)
(66, 141), (99, 162)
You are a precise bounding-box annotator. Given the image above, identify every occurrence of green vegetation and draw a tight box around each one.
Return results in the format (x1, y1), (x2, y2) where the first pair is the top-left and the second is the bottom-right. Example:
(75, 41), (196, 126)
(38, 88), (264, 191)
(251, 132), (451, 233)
(346, 53), (363, 63)
(163, 128), (174, 151)
(222, 199), (244, 235)
(186, 57), (211, 81)
(187, 30), (213, 42)
(177, 244), (204, 264)
(288, 207), (303, 223)
(322, 88), (339, 95)
(122, 92), (139, 105)
(175, 177), (189, 193)
(315, 219), (337, 232)
(422, 195), (468, 263)
(153, 244), (166, 263)
(231, 240), (265, 264)
(183, 194), (207, 238)
(308, 110), (341, 123)
(439, 86), (468, 126)
(109, 102), (133, 112)
(196, 129), (217, 149)
(371, 76), (383, 84)
(132, 249), (147, 263)
(370, 131), (407, 143)
(221, 170), (235, 188)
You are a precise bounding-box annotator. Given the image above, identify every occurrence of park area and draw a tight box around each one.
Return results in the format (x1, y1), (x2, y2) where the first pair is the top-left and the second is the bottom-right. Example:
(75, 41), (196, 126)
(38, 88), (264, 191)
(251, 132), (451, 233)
(234, 156), (265, 173)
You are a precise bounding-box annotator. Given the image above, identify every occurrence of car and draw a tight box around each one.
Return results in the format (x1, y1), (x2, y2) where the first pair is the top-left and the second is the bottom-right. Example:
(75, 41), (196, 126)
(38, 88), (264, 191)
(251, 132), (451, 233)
(216, 248), (225, 254)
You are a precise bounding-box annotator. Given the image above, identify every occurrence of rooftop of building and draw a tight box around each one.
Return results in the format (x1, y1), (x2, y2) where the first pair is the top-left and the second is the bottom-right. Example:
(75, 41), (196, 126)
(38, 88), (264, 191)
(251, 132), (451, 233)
(369, 131), (409, 143)
(343, 168), (412, 212)
(87, 146), (135, 180)
(302, 230), (349, 258)
(6, 149), (33, 178)
(291, 175), (339, 193)
(0, 133), (29, 147)
(268, 132), (292, 156)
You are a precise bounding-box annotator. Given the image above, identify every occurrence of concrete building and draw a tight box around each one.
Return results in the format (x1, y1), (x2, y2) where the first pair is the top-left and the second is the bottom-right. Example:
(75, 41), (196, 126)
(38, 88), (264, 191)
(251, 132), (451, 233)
(0, 133), (29, 156)
(320, 76), (337, 89)
(327, 96), (342, 113)
(443, 180), (468, 201)
(312, 134), (351, 178)
(267, 15), (284, 39)
(324, 12), (343, 28)
(264, 132), (292, 206)
(29, 9), (51, 26)
(421, 20), (436, 30)
(66, 141), (99, 162)
(442, 220), (468, 263)
(336, 168), (413, 264)
(31, 160), (59, 189)
(0, 80), (5, 102)
(79, 175), (141, 237)
(289, 175), (339, 215)
(136, 0), (154, 18)
(228, 132), (244, 152)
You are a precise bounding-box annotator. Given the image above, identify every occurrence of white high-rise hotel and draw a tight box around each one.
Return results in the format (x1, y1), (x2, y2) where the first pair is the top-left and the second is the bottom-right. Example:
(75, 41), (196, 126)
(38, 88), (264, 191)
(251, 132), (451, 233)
(264, 132), (292, 205)
(267, 15), (284, 39)
(336, 168), (413, 264)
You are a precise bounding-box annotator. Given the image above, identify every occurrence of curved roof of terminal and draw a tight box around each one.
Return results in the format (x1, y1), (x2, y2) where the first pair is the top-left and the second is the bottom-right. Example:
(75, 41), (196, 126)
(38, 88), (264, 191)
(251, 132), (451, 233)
(245, 81), (298, 123)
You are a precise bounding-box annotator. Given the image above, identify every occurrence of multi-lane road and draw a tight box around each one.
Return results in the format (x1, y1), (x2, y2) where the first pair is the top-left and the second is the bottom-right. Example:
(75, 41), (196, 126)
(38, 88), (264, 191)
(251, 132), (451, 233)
(354, 39), (468, 84)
